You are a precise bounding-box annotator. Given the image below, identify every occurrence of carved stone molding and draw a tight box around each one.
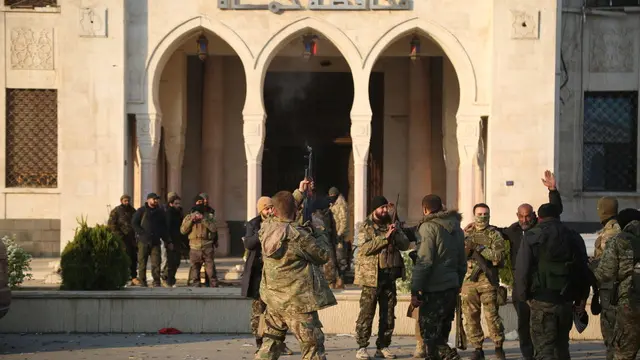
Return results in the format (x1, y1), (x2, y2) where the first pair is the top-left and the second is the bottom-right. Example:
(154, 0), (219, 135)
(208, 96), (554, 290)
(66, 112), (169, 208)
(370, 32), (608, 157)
(456, 117), (481, 163)
(243, 114), (266, 162)
(510, 9), (540, 40)
(10, 28), (54, 70)
(80, 6), (108, 38)
(590, 25), (634, 73)
(136, 113), (162, 161)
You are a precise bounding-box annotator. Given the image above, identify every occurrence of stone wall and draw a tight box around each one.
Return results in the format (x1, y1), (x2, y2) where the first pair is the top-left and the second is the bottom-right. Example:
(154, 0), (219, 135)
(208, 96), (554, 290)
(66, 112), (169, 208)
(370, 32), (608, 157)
(0, 219), (60, 257)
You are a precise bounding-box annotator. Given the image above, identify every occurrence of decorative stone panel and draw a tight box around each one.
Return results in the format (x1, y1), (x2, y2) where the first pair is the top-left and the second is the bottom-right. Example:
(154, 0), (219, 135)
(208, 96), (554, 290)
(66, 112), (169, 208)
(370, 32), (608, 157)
(510, 9), (540, 40)
(589, 25), (634, 73)
(10, 28), (54, 70)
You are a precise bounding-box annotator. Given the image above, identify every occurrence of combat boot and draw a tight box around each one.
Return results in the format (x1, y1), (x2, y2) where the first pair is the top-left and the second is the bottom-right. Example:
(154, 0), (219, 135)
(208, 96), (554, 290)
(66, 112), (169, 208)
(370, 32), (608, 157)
(439, 346), (461, 360)
(471, 349), (485, 360)
(281, 343), (294, 355)
(494, 347), (506, 360)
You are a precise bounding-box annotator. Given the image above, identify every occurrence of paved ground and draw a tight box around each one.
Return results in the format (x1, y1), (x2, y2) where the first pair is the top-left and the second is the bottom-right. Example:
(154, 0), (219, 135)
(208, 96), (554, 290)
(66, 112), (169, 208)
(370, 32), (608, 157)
(0, 334), (608, 359)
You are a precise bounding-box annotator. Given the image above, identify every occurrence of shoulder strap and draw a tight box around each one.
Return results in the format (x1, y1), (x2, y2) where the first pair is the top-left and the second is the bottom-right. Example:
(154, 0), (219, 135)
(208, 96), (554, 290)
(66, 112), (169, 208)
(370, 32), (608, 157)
(631, 237), (640, 262)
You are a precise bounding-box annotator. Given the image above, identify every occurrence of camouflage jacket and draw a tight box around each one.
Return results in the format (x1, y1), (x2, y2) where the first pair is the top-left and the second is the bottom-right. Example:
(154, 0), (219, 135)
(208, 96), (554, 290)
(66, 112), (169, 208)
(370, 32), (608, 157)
(463, 225), (506, 283)
(330, 194), (348, 238)
(594, 220), (640, 306)
(180, 210), (217, 250)
(259, 217), (337, 314)
(107, 204), (136, 238)
(353, 215), (410, 287)
(594, 218), (621, 261)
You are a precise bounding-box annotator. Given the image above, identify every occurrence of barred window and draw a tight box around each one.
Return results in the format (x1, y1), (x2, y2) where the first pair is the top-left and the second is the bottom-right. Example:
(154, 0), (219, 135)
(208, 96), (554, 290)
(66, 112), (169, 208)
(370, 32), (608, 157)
(583, 91), (638, 192)
(4, 0), (56, 7)
(5, 89), (58, 188)
(586, 0), (640, 6)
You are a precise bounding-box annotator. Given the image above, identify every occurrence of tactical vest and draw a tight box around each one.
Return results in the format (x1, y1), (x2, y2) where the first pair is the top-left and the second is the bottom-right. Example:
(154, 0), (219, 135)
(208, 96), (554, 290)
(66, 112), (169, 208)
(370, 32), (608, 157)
(631, 238), (640, 307)
(529, 227), (575, 296)
(467, 227), (504, 268)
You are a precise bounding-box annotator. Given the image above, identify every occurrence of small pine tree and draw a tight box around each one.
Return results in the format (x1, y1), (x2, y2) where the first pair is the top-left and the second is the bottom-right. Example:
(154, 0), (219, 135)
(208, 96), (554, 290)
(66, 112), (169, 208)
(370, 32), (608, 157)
(60, 216), (130, 290)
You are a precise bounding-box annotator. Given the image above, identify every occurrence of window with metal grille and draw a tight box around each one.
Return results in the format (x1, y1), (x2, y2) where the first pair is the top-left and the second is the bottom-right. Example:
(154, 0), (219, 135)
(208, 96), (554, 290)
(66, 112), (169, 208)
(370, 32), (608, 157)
(5, 89), (58, 188)
(586, 0), (640, 6)
(4, 0), (56, 7)
(583, 91), (638, 192)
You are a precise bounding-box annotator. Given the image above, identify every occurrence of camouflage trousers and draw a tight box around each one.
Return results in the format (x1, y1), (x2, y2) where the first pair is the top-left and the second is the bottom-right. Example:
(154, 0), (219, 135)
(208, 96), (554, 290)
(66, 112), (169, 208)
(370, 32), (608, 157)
(529, 299), (572, 360)
(419, 288), (461, 360)
(461, 278), (505, 348)
(600, 288), (617, 360)
(611, 303), (640, 360)
(335, 237), (349, 276)
(255, 309), (325, 360)
(251, 298), (267, 337)
(355, 274), (397, 349)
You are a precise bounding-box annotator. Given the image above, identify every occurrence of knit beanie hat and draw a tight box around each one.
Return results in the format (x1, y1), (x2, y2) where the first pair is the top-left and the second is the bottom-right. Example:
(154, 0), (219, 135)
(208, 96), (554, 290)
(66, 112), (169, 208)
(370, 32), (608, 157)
(194, 195), (205, 204)
(199, 192), (209, 200)
(167, 192), (178, 201)
(370, 196), (389, 214)
(597, 197), (618, 223)
(328, 187), (340, 196)
(120, 194), (131, 202)
(257, 196), (273, 213)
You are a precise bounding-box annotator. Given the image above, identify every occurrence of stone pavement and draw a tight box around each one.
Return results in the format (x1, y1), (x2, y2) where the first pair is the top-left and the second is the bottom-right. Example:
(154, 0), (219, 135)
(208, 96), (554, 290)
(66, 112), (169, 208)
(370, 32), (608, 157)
(0, 334), (608, 359)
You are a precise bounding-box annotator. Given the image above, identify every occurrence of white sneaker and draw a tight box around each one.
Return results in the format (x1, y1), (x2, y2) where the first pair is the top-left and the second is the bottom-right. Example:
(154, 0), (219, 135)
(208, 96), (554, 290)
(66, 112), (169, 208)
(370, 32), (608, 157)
(356, 347), (371, 359)
(375, 347), (397, 359)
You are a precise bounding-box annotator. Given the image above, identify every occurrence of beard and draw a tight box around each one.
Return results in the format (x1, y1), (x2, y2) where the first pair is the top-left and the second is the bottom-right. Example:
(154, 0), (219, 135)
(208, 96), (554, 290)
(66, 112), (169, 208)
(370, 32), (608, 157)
(520, 218), (537, 230)
(374, 213), (391, 224)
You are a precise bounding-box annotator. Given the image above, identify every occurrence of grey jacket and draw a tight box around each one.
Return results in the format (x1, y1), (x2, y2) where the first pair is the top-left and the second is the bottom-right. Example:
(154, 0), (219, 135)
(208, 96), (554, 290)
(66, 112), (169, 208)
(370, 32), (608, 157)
(411, 210), (466, 295)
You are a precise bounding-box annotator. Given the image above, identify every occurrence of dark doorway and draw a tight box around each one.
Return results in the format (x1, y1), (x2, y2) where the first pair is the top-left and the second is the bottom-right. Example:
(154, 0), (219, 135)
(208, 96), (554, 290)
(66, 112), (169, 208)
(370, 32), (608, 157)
(262, 72), (354, 197)
(262, 71), (384, 236)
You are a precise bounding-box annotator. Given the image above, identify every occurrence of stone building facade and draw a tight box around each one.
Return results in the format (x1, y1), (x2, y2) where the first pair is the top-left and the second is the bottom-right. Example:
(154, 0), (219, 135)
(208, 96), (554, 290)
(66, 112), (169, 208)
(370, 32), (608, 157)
(0, 0), (632, 256)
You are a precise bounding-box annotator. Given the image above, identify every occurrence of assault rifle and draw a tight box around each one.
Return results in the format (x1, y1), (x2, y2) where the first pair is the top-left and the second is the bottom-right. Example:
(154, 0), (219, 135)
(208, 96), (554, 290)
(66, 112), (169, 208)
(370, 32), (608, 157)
(467, 243), (500, 287)
(380, 194), (404, 279)
(302, 143), (314, 224)
(455, 294), (467, 350)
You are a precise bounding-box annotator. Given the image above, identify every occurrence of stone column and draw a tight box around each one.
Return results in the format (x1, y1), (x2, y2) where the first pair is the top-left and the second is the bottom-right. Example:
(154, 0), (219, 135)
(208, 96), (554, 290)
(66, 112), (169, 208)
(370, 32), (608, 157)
(351, 114), (371, 226)
(136, 113), (162, 204)
(202, 56), (230, 256)
(456, 115), (482, 218)
(162, 52), (187, 197)
(243, 113), (266, 220)
(407, 57), (431, 222)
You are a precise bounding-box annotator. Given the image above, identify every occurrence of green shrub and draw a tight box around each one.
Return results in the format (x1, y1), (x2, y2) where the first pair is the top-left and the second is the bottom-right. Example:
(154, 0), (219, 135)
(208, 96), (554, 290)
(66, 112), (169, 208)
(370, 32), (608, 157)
(60, 217), (130, 290)
(1, 235), (33, 288)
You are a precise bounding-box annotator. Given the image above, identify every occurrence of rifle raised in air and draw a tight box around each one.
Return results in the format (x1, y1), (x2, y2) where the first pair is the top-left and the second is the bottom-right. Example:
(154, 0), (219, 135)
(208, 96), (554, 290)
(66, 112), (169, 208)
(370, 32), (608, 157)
(302, 143), (314, 224)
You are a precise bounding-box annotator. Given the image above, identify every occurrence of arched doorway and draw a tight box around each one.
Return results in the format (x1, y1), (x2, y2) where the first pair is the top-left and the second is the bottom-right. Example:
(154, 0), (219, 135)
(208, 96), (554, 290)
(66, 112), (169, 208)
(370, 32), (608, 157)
(259, 30), (358, 200)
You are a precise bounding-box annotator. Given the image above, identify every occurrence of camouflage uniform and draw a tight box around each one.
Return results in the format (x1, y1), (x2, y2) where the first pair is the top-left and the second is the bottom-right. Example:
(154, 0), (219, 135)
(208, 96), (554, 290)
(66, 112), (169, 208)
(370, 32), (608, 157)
(316, 209), (339, 286)
(461, 224), (506, 349)
(329, 194), (349, 280)
(107, 202), (137, 279)
(180, 208), (218, 287)
(595, 220), (640, 360)
(251, 298), (267, 338)
(592, 218), (621, 360)
(255, 216), (336, 360)
(529, 299), (573, 360)
(353, 215), (410, 350)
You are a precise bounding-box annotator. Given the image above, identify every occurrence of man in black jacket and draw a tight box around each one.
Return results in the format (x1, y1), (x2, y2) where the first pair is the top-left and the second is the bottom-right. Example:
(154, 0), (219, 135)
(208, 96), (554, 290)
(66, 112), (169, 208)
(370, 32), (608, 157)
(131, 193), (168, 287)
(515, 203), (590, 360)
(501, 170), (563, 360)
(164, 195), (184, 287)
(242, 196), (293, 355)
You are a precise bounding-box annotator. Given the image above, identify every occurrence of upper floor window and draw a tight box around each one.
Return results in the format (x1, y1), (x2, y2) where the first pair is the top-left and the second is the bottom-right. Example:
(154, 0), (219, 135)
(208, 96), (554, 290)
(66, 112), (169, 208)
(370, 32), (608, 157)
(583, 91), (638, 192)
(4, 0), (56, 8)
(586, 0), (640, 6)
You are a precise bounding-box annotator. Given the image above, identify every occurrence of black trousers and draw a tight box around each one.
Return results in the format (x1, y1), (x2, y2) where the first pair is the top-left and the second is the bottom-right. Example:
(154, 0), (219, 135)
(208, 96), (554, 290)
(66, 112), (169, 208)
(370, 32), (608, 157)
(513, 299), (534, 359)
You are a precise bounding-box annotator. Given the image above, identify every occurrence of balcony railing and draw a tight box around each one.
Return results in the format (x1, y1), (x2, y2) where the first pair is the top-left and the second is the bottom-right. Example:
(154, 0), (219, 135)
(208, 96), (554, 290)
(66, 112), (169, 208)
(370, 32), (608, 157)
(4, 0), (56, 8)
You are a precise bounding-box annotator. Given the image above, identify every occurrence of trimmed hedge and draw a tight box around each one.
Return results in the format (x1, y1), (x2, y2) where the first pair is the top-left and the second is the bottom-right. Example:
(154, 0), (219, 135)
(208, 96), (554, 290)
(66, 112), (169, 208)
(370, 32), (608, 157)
(60, 217), (130, 290)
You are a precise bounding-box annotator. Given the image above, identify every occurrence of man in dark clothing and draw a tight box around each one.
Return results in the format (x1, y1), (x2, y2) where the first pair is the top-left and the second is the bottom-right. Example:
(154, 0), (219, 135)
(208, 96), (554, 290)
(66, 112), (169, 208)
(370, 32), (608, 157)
(515, 203), (590, 360)
(107, 194), (137, 283)
(164, 195), (184, 287)
(411, 194), (465, 360)
(131, 193), (168, 287)
(500, 170), (563, 360)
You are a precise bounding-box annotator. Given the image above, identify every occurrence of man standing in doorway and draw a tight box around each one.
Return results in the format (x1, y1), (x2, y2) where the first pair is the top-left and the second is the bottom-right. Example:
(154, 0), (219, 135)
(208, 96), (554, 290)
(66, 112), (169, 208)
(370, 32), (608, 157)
(131, 193), (167, 287)
(462, 203), (506, 360)
(328, 187), (348, 289)
(354, 196), (410, 360)
(164, 194), (184, 287)
(199, 192), (218, 286)
(108, 194), (137, 284)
